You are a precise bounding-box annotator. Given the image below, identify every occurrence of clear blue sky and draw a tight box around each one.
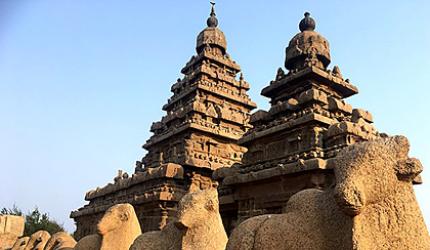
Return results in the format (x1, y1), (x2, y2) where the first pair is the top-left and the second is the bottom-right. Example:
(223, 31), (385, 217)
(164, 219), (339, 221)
(0, 1), (429, 233)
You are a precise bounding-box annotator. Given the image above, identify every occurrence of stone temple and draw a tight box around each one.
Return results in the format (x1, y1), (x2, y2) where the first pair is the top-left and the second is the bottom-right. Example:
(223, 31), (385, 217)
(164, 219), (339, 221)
(71, 7), (422, 238)
(70, 4), (256, 239)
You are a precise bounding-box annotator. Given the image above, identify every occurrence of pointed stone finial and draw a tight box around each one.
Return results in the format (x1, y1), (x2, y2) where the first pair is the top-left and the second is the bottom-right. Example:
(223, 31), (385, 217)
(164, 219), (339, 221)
(276, 67), (285, 80)
(207, 2), (218, 28)
(333, 65), (343, 78)
(299, 12), (316, 32)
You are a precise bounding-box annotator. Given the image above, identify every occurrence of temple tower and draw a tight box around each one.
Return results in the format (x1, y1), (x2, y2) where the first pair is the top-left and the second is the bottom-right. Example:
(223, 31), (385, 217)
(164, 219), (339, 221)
(141, 2), (256, 172)
(214, 13), (380, 232)
(70, 3), (256, 239)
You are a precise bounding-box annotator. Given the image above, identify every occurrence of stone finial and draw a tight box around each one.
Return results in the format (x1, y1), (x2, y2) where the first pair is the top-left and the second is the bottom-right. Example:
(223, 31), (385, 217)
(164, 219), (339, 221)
(207, 2), (218, 28)
(285, 12), (331, 70)
(299, 12), (316, 32)
(196, 1), (227, 53)
(276, 67), (285, 80)
(333, 65), (343, 78)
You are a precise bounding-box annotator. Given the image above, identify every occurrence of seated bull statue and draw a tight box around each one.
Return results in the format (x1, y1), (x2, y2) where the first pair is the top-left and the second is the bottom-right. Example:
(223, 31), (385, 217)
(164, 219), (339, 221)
(130, 186), (228, 250)
(73, 203), (141, 250)
(227, 136), (430, 250)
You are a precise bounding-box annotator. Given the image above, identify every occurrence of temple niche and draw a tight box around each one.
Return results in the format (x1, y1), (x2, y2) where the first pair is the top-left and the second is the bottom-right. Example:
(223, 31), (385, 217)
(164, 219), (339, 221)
(70, 4), (256, 240)
(213, 12), (391, 233)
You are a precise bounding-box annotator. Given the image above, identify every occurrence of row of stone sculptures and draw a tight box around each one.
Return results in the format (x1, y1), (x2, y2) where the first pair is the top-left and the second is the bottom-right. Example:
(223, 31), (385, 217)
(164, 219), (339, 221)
(6, 136), (430, 249)
(6, 231), (76, 250)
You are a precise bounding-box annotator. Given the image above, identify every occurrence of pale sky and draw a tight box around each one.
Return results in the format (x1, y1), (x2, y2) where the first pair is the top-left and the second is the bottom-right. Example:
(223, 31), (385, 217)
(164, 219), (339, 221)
(0, 1), (429, 232)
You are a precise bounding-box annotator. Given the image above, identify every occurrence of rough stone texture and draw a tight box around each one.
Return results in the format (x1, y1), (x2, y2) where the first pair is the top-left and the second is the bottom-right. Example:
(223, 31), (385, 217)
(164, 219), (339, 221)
(0, 215), (25, 250)
(74, 203), (140, 250)
(334, 136), (430, 249)
(0, 216), (25, 237)
(43, 232), (76, 250)
(130, 223), (182, 250)
(72, 234), (101, 250)
(0, 233), (19, 250)
(227, 189), (352, 250)
(23, 230), (50, 250)
(130, 187), (228, 250)
(213, 12), (381, 232)
(226, 136), (430, 249)
(71, 3), (255, 239)
(11, 237), (29, 250)
(98, 203), (141, 250)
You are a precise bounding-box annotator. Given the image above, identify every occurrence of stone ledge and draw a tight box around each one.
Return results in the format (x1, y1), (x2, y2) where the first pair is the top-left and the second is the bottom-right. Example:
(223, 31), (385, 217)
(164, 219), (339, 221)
(70, 189), (185, 218)
(262, 66), (358, 98)
(240, 113), (335, 145)
(222, 158), (330, 185)
(84, 163), (184, 201)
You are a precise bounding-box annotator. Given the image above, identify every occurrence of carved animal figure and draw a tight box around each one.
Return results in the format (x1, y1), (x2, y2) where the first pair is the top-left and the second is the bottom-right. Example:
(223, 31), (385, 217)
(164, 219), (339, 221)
(73, 203), (141, 250)
(227, 136), (430, 250)
(337, 135), (430, 249)
(24, 230), (51, 250)
(130, 188), (228, 250)
(43, 232), (76, 250)
(11, 236), (29, 250)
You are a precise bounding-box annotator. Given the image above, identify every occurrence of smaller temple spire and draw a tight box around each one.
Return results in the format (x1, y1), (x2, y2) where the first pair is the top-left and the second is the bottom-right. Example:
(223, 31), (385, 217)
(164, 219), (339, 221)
(207, 2), (219, 28)
(299, 12), (316, 32)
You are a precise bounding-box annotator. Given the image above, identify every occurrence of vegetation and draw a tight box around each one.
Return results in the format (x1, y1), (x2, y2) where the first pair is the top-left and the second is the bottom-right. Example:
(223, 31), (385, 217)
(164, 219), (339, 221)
(1, 205), (65, 236)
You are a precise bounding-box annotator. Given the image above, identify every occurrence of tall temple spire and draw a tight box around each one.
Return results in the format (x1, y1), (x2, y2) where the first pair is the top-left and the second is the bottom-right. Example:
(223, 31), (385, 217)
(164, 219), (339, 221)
(72, 2), (256, 237)
(207, 2), (218, 27)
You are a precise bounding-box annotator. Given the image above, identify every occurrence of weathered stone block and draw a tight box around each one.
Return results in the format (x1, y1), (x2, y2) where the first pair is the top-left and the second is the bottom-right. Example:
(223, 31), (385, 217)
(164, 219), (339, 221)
(328, 97), (352, 114)
(297, 88), (328, 105)
(352, 108), (373, 123)
(0, 215), (24, 237)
